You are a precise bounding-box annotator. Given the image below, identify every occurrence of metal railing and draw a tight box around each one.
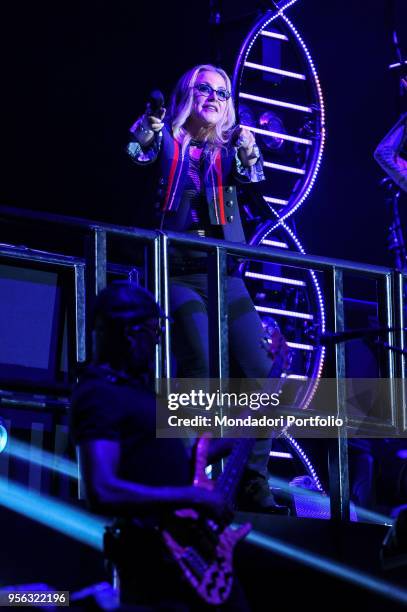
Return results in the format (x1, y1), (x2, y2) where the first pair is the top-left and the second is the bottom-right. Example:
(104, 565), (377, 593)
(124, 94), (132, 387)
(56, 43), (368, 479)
(1, 204), (406, 522)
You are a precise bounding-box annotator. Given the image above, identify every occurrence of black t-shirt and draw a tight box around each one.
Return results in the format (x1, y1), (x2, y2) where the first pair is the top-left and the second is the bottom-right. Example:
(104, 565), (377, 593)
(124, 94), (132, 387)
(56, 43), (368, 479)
(71, 367), (250, 610)
(70, 365), (191, 488)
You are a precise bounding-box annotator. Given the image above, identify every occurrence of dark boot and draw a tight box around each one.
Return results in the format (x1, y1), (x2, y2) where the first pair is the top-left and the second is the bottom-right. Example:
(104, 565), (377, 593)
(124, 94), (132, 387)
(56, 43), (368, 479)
(237, 470), (291, 515)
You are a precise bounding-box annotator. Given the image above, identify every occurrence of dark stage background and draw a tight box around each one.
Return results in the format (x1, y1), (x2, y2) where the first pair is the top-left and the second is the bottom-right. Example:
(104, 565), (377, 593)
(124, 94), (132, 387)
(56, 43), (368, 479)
(2, 0), (407, 265)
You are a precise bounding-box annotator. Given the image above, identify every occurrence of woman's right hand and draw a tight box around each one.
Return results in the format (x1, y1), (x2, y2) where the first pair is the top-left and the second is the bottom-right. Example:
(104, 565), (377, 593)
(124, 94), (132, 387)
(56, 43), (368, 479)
(129, 107), (166, 145)
(145, 104), (166, 132)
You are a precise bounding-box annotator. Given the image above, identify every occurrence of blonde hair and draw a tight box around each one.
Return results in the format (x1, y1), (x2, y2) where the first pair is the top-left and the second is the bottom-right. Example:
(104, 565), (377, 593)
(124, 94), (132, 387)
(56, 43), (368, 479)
(169, 64), (236, 161)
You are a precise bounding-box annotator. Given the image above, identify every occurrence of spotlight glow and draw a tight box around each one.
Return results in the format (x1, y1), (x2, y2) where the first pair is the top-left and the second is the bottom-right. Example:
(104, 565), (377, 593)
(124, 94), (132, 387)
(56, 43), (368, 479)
(5, 438), (77, 479)
(0, 425), (8, 454)
(0, 477), (105, 550)
(242, 529), (407, 605)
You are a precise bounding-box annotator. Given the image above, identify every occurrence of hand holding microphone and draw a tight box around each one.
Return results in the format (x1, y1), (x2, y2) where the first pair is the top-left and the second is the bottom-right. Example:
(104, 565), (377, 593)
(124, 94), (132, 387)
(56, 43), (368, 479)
(130, 90), (166, 145)
(232, 125), (259, 167)
(145, 89), (166, 131)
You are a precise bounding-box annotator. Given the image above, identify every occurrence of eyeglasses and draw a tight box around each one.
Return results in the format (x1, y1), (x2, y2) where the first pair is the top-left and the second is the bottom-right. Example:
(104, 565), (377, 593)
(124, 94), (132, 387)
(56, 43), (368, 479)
(193, 83), (231, 102)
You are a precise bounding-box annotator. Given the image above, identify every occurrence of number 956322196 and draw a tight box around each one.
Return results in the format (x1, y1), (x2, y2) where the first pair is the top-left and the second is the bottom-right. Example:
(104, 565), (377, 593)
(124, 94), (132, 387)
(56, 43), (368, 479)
(0, 591), (69, 606)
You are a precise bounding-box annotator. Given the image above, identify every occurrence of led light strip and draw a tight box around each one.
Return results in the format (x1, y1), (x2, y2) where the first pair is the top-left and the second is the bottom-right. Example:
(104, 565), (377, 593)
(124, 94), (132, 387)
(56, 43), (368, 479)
(266, 338), (314, 351)
(287, 374), (308, 381)
(389, 60), (407, 69)
(268, 473), (394, 526)
(234, 4), (325, 222)
(240, 123), (312, 145)
(274, 0), (299, 15)
(251, 222), (326, 410)
(282, 435), (324, 491)
(286, 341), (314, 351)
(239, 92), (312, 113)
(266, 221), (327, 400)
(269, 451), (293, 458)
(271, 219), (326, 333)
(245, 270), (306, 286)
(261, 30), (288, 41)
(255, 305), (314, 320)
(264, 160), (305, 175)
(263, 196), (289, 206)
(236, 11), (327, 411)
(262, 239), (289, 248)
(244, 61), (306, 81)
(272, 13), (326, 222)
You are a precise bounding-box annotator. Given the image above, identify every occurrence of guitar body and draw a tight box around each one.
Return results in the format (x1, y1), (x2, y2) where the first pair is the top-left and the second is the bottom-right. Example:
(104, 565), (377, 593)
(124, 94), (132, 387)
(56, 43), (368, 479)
(162, 435), (251, 605)
(162, 518), (243, 605)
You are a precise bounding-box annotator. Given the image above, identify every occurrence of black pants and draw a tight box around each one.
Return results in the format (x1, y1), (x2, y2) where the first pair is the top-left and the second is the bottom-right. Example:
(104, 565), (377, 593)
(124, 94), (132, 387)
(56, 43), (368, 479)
(169, 273), (273, 379)
(170, 273), (275, 477)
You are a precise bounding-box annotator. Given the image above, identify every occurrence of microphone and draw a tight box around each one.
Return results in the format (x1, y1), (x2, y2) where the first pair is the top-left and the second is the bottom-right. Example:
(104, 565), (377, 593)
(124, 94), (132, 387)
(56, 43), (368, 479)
(148, 89), (165, 119)
(230, 125), (249, 148)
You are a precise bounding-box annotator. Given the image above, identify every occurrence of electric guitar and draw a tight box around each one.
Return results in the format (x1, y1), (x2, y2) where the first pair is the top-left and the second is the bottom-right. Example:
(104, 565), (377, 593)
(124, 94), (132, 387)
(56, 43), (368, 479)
(161, 435), (254, 605)
(161, 347), (289, 605)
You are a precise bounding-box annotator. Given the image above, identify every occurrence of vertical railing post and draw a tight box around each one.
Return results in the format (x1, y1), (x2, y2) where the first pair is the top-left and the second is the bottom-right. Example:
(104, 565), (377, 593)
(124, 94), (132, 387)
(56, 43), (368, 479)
(74, 263), (87, 365)
(208, 247), (229, 379)
(384, 273), (397, 381)
(326, 267), (350, 521)
(393, 271), (406, 433)
(376, 273), (398, 428)
(153, 232), (172, 380)
(84, 227), (107, 356)
(208, 247), (229, 465)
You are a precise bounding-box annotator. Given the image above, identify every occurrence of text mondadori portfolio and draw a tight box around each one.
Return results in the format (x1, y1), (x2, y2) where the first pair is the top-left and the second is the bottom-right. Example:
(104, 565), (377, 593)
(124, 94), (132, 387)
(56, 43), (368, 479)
(167, 415), (344, 427)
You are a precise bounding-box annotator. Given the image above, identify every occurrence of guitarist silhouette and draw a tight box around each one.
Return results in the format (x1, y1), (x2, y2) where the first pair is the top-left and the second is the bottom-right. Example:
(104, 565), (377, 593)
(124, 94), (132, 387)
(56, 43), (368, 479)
(71, 282), (254, 609)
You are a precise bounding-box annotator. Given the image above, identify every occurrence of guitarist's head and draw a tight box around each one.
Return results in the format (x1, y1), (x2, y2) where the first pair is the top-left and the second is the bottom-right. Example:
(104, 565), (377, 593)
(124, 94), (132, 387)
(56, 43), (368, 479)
(92, 281), (166, 378)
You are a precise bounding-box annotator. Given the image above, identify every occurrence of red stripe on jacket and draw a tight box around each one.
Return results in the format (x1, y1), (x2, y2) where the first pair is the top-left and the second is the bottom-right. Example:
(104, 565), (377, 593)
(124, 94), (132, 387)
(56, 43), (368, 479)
(215, 152), (226, 225)
(163, 140), (180, 211)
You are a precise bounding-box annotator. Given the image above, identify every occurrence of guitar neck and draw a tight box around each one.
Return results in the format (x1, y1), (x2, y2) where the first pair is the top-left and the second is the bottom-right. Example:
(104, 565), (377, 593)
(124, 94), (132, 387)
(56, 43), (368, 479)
(215, 438), (256, 505)
(213, 373), (285, 506)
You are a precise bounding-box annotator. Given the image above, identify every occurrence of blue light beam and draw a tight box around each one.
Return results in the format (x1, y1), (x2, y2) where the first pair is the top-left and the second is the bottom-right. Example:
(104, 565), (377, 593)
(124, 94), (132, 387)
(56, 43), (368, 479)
(243, 529), (407, 606)
(5, 438), (77, 478)
(0, 477), (104, 550)
(0, 424), (8, 454)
